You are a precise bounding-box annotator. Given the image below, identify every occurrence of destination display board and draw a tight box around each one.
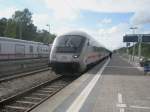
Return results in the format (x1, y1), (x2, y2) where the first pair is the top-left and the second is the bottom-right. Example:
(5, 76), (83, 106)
(142, 35), (150, 42)
(123, 35), (138, 42)
(123, 34), (150, 42)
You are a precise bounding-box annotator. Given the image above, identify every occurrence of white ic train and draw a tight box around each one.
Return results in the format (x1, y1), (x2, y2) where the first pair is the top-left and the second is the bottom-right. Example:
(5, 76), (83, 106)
(0, 37), (51, 60)
(50, 31), (109, 73)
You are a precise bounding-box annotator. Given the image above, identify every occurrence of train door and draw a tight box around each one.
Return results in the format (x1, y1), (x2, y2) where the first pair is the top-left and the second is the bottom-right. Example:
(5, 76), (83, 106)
(37, 45), (42, 57)
(29, 45), (33, 58)
(37, 46), (40, 57)
(15, 44), (25, 58)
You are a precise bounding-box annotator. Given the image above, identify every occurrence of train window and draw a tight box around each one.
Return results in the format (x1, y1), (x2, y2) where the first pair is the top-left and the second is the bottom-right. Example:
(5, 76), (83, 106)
(37, 47), (40, 52)
(92, 46), (102, 52)
(87, 40), (90, 46)
(37, 47), (39, 52)
(15, 44), (25, 55)
(29, 45), (33, 53)
(0, 43), (1, 53)
(56, 35), (86, 53)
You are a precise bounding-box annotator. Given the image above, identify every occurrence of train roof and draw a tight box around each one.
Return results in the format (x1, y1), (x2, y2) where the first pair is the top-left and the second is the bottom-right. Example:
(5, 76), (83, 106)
(60, 31), (105, 47)
(0, 36), (46, 45)
(62, 31), (92, 39)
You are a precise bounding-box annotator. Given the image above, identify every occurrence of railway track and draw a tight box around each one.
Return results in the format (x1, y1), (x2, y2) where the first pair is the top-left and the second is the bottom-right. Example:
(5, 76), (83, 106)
(0, 76), (76, 112)
(0, 66), (50, 83)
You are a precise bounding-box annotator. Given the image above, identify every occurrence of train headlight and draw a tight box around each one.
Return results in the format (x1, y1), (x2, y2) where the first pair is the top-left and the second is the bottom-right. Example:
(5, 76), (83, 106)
(73, 54), (79, 58)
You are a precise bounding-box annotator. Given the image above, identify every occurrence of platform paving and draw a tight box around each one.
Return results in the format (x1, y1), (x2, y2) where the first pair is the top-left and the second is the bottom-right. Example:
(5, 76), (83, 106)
(31, 54), (150, 112)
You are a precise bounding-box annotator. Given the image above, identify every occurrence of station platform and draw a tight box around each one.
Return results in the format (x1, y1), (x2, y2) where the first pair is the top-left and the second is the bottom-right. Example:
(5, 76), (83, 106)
(31, 54), (150, 112)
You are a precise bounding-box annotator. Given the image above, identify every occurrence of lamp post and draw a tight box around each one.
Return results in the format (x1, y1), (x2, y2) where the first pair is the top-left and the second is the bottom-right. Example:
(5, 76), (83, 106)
(19, 21), (22, 39)
(126, 42), (130, 56)
(15, 17), (22, 39)
(130, 27), (138, 34)
(130, 27), (138, 61)
(138, 35), (142, 60)
(46, 24), (50, 34)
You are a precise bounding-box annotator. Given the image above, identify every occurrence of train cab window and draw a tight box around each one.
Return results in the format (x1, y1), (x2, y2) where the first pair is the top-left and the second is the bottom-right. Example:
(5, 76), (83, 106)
(55, 35), (86, 53)
(87, 40), (90, 46)
(29, 45), (33, 53)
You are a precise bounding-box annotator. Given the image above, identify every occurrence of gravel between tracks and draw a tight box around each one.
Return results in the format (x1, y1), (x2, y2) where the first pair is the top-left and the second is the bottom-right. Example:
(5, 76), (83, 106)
(0, 69), (58, 101)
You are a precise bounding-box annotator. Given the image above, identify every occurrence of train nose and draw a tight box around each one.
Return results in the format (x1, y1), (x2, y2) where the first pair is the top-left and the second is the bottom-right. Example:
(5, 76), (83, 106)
(51, 62), (80, 74)
(72, 54), (80, 58)
(51, 54), (76, 63)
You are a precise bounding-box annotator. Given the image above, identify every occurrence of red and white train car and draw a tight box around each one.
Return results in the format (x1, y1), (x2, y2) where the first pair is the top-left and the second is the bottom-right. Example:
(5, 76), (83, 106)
(50, 31), (109, 74)
(0, 37), (51, 60)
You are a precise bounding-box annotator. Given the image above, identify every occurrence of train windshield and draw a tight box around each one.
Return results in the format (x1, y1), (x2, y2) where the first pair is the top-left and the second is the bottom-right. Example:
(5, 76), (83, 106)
(55, 35), (85, 53)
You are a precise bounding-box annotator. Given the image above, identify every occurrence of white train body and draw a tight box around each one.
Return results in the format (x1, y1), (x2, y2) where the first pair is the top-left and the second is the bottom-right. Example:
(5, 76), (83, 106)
(50, 31), (109, 73)
(0, 37), (51, 60)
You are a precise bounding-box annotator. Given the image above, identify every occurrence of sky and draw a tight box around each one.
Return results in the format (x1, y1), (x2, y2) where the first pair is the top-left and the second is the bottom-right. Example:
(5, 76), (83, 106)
(0, 0), (150, 50)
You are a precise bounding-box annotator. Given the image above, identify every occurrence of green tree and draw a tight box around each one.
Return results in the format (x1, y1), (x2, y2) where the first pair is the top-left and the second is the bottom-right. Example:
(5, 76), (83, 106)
(12, 8), (33, 39)
(118, 43), (150, 58)
(5, 19), (17, 38)
(23, 23), (37, 40)
(0, 18), (7, 36)
(36, 30), (56, 44)
(0, 8), (56, 43)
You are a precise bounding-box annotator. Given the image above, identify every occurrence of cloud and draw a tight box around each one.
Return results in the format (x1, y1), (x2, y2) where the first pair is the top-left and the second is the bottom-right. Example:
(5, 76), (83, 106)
(44, 0), (79, 20)
(0, 7), (17, 18)
(1, 0), (150, 25)
(100, 18), (112, 24)
(130, 10), (150, 25)
(53, 24), (80, 35)
(75, 23), (129, 50)
(97, 23), (129, 50)
(74, 0), (150, 13)
(32, 13), (51, 30)
(98, 18), (112, 27)
(1, 0), (149, 50)
(42, 0), (150, 21)
(52, 23), (129, 50)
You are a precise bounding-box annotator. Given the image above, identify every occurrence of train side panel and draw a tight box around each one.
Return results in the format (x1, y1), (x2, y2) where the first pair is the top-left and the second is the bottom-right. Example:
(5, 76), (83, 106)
(50, 31), (110, 74)
(0, 37), (50, 60)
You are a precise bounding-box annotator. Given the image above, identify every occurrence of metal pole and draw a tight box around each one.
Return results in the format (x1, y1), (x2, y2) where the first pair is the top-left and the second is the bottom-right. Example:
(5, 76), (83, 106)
(48, 26), (50, 33)
(138, 35), (142, 60)
(126, 46), (129, 54)
(130, 27), (138, 61)
(46, 24), (50, 34)
(127, 46), (130, 62)
(19, 21), (22, 39)
(126, 42), (130, 61)
(138, 41), (142, 59)
(132, 42), (136, 61)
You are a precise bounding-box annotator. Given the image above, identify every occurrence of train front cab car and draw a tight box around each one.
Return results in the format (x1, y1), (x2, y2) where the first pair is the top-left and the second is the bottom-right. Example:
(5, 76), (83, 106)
(50, 32), (87, 73)
(50, 31), (109, 74)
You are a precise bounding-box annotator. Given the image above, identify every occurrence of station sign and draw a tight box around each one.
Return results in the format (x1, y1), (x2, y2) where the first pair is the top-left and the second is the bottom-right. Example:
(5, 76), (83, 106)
(142, 35), (150, 42)
(123, 34), (150, 42)
(123, 35), (138, 42)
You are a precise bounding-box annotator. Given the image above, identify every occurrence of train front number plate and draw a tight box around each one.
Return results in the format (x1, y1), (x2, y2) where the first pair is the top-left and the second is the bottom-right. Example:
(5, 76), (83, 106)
(58, 55), (69, 62)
